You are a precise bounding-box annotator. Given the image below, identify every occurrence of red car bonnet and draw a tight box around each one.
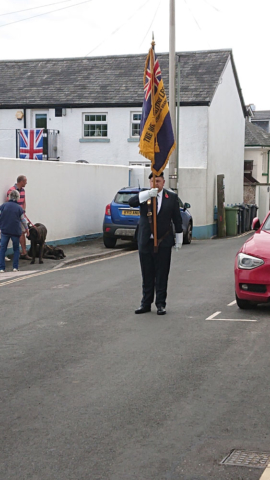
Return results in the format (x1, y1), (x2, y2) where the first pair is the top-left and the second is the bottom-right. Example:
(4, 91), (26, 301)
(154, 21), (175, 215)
(241, 230), (270, 259)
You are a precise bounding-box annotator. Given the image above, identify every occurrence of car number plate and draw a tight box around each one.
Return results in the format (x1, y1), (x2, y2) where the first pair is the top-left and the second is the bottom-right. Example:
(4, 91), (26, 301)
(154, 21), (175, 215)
(122, 210), (140, 216)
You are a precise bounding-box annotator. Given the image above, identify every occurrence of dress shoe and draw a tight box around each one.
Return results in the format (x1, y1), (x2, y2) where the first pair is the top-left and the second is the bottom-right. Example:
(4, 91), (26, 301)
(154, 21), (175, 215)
(157, 306), (166, 315)
(135, 305), (151, 314)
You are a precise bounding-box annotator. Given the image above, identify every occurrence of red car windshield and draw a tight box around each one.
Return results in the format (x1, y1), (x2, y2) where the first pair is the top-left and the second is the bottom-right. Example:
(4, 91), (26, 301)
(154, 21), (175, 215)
(262, 215), (270, 232)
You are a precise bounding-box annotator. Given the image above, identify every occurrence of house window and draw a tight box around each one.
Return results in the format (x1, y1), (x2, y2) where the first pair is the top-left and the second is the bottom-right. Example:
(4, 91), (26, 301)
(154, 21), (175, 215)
(131, 112), (141, 137)
(83, 113), (107, 137)
(35, 113), (47, 129)
(55, 108), (62, 117)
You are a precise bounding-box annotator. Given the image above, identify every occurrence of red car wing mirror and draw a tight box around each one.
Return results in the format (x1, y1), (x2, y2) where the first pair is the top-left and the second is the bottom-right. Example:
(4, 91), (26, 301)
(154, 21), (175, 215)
(252, 217), (260, 231)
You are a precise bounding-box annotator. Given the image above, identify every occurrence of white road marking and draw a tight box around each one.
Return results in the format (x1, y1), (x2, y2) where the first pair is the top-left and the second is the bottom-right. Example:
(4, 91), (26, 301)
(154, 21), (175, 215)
(51, 284), (70, 289)
(228, 300), (236, 306)
(0, 250), (136, 287)
(206, 311), (221, 320)
(206, 310), (257, 322)
(259, 464), (270, 480)
(207, 318), (257, 322)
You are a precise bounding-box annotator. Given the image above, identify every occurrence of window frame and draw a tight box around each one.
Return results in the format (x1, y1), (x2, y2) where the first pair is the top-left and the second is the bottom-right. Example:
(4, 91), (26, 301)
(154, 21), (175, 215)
(130, 112), (142, 138)
(83, 113), (108, 138)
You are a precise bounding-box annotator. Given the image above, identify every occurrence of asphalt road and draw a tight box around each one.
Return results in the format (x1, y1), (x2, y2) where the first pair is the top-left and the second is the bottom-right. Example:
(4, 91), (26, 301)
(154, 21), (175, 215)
(1, 235), (270, 480)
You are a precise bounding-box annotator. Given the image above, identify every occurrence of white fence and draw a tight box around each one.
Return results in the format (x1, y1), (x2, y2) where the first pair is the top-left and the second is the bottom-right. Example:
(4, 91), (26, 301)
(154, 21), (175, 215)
(0, 157), (129, 245)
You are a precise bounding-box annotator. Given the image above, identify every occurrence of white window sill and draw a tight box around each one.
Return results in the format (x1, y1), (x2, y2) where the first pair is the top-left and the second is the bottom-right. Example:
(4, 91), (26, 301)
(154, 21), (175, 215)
(79, 138), (110, 143)
(127, 137), (139, 142)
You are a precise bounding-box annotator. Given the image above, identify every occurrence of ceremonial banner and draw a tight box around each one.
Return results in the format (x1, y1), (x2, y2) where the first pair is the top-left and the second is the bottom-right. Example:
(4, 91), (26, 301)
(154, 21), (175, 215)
(139, 46), (176, 175)
(19, 129), (43, 160)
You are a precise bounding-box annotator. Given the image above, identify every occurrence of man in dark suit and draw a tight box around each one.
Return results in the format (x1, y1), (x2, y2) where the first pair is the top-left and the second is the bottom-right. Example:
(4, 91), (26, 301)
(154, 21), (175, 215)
(129, 172), (183, 315)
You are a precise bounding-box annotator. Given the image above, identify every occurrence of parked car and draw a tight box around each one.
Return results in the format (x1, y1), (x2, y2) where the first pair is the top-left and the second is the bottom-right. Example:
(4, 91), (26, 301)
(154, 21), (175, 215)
(103, 187), (193, 248)
(234, 212), (270, 309)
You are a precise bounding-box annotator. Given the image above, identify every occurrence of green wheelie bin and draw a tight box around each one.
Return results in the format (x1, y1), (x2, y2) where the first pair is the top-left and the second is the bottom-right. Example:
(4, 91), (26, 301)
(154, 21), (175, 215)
(225, 206), (238, 236)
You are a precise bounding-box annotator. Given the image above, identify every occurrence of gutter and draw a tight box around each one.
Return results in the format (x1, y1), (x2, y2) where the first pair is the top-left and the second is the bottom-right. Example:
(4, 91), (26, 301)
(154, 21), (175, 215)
(245, 144), (270, 147)
(0, 101), (211, 110)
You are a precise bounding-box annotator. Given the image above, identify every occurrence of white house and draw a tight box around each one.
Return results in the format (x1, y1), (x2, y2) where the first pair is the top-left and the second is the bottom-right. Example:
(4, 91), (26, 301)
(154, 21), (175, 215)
(244, 119), (270, 220)
(0, 49), (247, 238)
(250, 109), (270, 134)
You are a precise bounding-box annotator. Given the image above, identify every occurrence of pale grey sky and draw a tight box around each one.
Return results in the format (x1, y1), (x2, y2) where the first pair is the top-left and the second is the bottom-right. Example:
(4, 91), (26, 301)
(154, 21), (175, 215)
(0, 0), (269, 109)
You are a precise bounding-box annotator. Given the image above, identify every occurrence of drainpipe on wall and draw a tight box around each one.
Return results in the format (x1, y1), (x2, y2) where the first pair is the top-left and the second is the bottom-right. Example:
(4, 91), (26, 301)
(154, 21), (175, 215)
(268, 150), (270, 184)
(23, 108), (26, 128)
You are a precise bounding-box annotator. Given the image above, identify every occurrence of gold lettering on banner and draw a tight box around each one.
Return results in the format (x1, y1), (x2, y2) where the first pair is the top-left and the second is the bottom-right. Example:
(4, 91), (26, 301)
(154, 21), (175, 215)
(143, 123), (155, 143)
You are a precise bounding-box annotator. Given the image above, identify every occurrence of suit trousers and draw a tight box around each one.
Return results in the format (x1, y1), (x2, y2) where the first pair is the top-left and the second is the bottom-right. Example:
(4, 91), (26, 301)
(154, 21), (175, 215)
(139, 245), (172, 308)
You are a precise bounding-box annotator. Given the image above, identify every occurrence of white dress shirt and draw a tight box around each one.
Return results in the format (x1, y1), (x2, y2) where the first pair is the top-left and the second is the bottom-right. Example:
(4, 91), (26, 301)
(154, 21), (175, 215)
(157, 189), (163, 214)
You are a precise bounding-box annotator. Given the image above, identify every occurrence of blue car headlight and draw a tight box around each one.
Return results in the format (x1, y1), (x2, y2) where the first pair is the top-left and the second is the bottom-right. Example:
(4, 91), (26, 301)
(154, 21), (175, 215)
(238, 253), (264, 270)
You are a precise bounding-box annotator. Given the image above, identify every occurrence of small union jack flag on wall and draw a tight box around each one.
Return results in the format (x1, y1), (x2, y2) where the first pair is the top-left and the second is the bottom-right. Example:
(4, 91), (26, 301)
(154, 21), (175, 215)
(19, 129), (43, 160)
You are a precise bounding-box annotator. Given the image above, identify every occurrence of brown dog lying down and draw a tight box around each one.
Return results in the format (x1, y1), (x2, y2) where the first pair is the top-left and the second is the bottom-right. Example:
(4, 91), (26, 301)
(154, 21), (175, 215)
(26, 223), (47, 264)
(28, 243), (66, 260)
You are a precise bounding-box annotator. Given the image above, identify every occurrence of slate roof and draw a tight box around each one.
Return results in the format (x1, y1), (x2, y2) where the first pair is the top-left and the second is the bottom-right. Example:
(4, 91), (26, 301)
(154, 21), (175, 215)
(245, 120), (270, 147)
(0, 49), (245, 112)
(252, 110), (270, 121)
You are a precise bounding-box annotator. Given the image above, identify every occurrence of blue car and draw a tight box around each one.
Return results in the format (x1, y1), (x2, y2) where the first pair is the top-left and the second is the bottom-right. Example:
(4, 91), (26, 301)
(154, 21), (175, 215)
(103, 187), (193, 248)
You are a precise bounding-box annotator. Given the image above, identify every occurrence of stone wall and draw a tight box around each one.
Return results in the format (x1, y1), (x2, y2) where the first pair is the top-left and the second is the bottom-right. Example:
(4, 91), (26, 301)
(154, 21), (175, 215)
(244, 184), (256, 204)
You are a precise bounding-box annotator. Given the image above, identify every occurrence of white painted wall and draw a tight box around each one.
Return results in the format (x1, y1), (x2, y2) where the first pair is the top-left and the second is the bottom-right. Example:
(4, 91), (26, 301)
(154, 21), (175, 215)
(178, 168), (207, 226)
(208, 58), (245, 224)
(245, 147), (270, 183)
(178, 106), (208, 168)
(258, 185), (270, 221)
(0, 109), (21, 158)
(0, 157), (129, 243)
(0, 107), (144, 165)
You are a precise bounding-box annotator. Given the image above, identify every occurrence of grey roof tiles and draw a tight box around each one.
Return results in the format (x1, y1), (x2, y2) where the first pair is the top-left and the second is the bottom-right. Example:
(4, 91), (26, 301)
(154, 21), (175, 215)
(252, 110), (270, 121)
(245, 119), (270, 146)
(0, 49), (244, 109)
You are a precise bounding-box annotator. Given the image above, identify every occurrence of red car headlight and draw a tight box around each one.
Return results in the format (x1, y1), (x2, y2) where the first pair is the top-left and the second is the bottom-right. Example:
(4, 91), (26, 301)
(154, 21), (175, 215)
(237, 253), (264, 270)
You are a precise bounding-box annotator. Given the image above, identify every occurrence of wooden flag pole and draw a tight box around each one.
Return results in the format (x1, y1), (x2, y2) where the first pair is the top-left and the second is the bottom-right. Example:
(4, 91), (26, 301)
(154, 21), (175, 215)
(150, 36), (158, 252)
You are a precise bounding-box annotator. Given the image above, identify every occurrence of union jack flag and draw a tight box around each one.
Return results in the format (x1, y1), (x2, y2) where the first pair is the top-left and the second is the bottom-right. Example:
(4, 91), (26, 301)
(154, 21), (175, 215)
(19, 129), (43, 160)
(144, 57), (161, 101)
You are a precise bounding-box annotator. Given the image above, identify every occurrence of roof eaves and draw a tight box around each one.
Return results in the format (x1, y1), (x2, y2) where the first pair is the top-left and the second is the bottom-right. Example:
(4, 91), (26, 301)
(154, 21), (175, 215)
(207, 51), (231, 106)
(245, 144), (270, 147)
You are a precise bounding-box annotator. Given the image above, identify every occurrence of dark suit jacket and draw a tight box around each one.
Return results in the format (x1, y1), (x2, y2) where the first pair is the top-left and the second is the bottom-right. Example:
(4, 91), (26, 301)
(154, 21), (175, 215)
(129, 189), (182, 253)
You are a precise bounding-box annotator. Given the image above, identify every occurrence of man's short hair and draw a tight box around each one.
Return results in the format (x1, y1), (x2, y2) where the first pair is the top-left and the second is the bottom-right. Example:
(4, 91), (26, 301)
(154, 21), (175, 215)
(148, 171), (164, 180)
(9, 190), (20, 202)
(17, 175), (26, 183)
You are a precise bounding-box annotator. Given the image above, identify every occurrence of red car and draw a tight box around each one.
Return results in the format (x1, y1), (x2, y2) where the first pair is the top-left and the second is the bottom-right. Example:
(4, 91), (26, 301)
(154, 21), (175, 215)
(234, 212), (270, 309)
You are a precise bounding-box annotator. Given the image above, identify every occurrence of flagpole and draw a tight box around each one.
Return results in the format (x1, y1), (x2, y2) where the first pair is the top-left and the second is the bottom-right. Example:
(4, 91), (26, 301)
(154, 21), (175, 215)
(150, 35), (158, 253)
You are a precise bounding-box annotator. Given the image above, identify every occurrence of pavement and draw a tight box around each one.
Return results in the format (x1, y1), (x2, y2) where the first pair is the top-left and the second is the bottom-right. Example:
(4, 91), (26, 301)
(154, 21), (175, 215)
(2, 236), (136, 276)
(2, 230), (252, 278)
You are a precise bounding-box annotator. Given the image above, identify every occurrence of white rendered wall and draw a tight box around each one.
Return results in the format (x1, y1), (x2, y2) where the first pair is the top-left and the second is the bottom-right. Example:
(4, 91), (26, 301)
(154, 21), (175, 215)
(258, 185), (270, 221)
(0, 107), (144, 165)
(178, 106), (208, 168)
(178, 168), (207, 226)
(0, 157), (129, 242)
(208, 58), (245, 222)
(245, 147), (269, 183)
(0, 109), (22, 158)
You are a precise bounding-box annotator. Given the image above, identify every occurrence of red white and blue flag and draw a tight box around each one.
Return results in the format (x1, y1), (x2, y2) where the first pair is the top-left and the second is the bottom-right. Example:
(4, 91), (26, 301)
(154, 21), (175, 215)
(139, 45), (175, 175)
(19, 129), (43, 160)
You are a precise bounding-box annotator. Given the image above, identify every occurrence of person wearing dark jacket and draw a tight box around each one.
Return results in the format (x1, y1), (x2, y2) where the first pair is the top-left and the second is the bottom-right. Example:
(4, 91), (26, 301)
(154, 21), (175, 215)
(0, 190), (29, 272)
(129, 172), (183, 315)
